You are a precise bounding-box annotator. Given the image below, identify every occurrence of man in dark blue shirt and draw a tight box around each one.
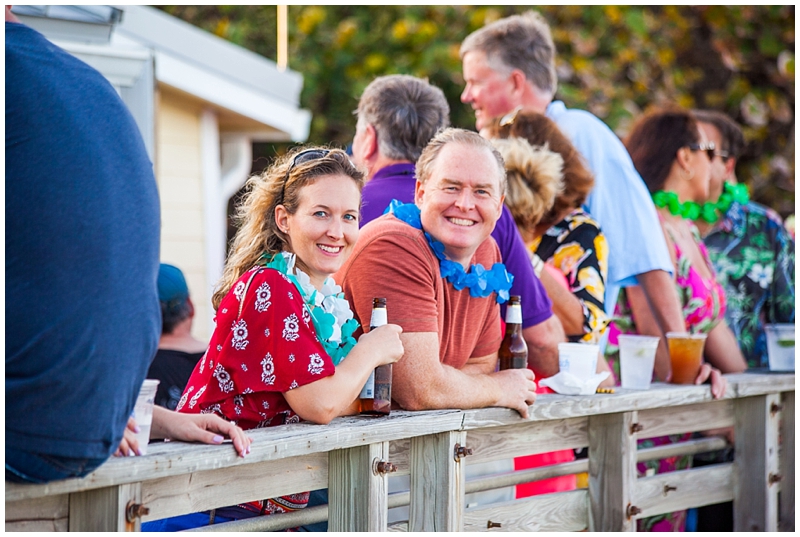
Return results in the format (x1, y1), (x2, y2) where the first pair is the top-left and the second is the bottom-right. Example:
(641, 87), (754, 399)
(5, 7), (161, 483)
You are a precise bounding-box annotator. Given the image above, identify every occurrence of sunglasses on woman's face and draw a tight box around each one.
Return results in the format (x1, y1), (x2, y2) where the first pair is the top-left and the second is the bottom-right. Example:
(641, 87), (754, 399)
(687, 141), (717, 161)
(715, 149), (731, 162)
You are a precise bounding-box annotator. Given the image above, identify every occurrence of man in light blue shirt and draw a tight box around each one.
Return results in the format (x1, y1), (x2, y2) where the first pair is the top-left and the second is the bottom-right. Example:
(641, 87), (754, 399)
(459, 11), (687, 376)
(544, 101), (670, 309)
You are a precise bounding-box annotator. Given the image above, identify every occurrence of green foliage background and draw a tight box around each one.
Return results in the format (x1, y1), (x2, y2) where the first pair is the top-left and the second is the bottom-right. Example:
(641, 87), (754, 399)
(160, 5), (795, 217)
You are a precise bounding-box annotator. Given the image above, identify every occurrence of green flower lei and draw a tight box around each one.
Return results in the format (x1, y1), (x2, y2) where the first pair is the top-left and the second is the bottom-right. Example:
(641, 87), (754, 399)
(260, 251), (359, 365)
(652, 182), (749, 224)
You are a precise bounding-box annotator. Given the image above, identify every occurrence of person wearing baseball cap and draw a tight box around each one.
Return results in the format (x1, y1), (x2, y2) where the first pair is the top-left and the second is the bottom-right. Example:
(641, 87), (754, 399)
(147, 263), (208, 410)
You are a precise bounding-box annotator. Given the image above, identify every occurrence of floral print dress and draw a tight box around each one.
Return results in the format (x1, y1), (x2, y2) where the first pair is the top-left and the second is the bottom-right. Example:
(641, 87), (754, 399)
(177, 266), (337, 520)
(703, 200), (795, 368)
(604, 219), (726, 532)
(515, 209), (607, 499)
(530, 208), (610, 343)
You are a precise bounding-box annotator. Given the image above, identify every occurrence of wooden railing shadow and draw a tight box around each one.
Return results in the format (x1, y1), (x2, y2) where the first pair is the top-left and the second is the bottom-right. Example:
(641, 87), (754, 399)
(5, 373), (794, 532)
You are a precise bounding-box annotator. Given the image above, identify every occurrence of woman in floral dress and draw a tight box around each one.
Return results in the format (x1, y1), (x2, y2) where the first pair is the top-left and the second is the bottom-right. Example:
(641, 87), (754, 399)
(489, 120), (614, 499)
(486, 110), (610, 345)
(144, 148), (404, 530)
(609, 107), (747, 531)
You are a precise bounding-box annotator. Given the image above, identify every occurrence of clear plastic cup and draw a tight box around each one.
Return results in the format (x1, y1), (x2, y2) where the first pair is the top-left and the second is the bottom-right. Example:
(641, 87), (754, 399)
(765, 324), (795, 371)
(618, 335), (660, 390)
(558, 343), (599, 381)
(666, 332), (707, 384)
(132, 379), (159, 455)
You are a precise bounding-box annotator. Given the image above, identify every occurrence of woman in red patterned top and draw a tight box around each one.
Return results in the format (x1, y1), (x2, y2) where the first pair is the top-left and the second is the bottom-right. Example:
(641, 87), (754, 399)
(146, 148), (404, 530)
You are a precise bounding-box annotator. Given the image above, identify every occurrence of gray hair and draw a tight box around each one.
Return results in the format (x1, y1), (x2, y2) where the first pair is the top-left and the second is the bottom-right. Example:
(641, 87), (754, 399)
(460, 11), (557, 98)
(356, 74), (450, 162)
(416, 128), (507, 196)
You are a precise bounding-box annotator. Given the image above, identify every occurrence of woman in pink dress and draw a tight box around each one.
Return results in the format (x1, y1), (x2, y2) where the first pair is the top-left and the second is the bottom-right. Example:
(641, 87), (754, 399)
(606, 107), (747, 531)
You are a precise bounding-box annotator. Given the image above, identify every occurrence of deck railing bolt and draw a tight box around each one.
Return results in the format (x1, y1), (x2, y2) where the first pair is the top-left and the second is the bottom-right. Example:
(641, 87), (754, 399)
(125, 501), (150, 523)
(372, 458), (397, 476)
(454, 443), (473, 461)
(630, 423), (644, 434)
(487, 520), (502, 529)
(770, 403), (784, 416)
(663, 484), (677, 495)
(627, 504), (642, 518)
(769, 473), (782, 485)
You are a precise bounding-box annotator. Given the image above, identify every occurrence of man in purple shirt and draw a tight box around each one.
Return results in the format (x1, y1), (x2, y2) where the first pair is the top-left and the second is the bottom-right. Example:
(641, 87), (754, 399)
(352, 74), (564, 376)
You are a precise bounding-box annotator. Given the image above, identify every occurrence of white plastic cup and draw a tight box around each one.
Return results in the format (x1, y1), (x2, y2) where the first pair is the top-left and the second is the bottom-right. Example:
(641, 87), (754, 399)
(618, 335), (660, 390)
(558, 343), (599, 381)
(132, 379), (159, 455)
(765, 324), (795, 371)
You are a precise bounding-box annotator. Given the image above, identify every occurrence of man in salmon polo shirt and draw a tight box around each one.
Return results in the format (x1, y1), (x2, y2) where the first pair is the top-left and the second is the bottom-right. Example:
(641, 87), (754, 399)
(337, 128), (538, 416)
(353, 74), (565, 378)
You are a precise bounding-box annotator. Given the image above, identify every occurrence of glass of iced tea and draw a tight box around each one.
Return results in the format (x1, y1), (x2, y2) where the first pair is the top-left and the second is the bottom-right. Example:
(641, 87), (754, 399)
(666, 332), (707, 384)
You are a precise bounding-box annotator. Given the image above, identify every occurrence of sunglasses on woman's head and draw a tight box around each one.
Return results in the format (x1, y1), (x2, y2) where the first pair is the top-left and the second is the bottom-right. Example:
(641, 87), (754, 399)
(279, 149), (332, 203)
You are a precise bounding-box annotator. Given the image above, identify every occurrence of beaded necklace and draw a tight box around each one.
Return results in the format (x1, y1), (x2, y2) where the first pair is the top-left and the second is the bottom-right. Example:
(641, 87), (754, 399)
(652, 182), (749, 224)
(385, 200), (514, 304)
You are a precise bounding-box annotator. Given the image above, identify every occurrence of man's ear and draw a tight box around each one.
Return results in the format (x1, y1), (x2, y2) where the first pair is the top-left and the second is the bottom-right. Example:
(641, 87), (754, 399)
(362, 123), (379, 162)
(186, 297), (195, 318)
(414, 179), (425, 205)
(724, 157), (737, 181)
(510, 69), (528, 96)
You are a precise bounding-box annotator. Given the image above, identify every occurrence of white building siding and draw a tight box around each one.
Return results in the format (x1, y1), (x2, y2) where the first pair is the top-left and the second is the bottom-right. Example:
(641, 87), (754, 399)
(156, 91), (213, 341)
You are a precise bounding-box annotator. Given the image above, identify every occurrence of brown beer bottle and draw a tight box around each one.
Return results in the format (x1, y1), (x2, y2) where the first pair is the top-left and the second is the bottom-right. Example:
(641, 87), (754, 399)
(359, 298), (392, 415)
(499, 295), (528, 370)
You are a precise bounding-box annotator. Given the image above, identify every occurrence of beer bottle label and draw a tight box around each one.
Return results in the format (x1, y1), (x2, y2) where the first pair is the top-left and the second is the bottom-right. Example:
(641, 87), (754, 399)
(370, 308), (387, 328)
(505, 304), (522, 324)
(359, 370), (375, 398)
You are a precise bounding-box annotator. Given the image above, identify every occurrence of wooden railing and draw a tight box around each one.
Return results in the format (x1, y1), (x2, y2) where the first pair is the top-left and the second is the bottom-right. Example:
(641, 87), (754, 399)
(5, 372), (794, 532)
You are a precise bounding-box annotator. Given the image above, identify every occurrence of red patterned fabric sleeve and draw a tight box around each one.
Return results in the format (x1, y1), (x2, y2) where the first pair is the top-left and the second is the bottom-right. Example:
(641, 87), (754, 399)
(177, 268), (336, 429)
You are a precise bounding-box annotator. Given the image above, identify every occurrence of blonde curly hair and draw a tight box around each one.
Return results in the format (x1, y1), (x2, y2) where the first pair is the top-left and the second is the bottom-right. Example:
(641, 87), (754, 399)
(490, 137), (564, 241)
(484, 110), (595, 230)
(212, 147), (364, 310)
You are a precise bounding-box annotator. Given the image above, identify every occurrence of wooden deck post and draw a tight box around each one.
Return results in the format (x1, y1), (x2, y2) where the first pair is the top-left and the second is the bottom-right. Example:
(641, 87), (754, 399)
(68, 483), (141, 531)
(588, 411), (637, 531)
(779, 390), (795, 531)
(408, 431), (466, 532)
(734, 393), (780, 531)
(328, 441), (389, 532)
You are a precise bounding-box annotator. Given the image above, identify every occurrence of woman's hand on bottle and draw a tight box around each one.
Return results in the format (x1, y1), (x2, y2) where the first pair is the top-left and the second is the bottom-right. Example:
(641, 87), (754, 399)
(358, 324), (404, 366)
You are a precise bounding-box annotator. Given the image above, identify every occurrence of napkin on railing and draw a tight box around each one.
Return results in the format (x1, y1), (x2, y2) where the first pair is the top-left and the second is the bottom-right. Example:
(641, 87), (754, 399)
(538, 371), (611, 395)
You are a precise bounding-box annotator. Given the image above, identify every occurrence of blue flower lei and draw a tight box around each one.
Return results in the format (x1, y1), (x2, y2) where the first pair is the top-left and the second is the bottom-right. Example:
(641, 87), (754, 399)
(260, 252), (359, 365)
(385, 200), (513, 304)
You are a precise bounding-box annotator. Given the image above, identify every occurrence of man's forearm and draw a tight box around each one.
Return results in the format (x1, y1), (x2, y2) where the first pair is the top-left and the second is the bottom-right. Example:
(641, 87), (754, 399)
(636, 270), (686, 335)
(523, 314), (564, 378)
(393, 362), (504, 411)
(391, 330), (541, 417)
